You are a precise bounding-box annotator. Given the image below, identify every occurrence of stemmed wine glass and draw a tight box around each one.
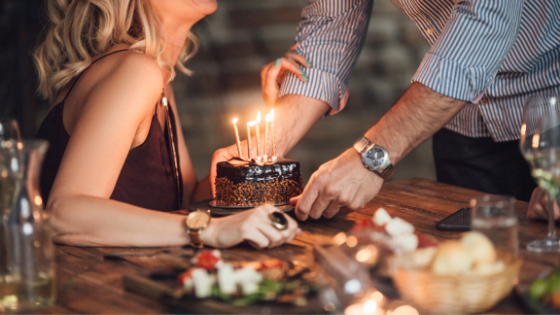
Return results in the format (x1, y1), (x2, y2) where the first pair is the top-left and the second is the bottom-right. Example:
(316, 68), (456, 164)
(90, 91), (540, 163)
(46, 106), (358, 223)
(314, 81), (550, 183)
(520, 95), (560, 252)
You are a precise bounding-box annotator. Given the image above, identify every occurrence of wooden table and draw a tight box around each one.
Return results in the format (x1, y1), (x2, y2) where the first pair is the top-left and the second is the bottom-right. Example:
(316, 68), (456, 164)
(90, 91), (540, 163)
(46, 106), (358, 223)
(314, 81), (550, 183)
(35, 179), (558, 314)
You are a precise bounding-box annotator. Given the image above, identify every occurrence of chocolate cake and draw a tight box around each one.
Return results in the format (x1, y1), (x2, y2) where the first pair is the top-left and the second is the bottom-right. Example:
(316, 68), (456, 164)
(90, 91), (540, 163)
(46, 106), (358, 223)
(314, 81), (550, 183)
(215, 158), (303, 207)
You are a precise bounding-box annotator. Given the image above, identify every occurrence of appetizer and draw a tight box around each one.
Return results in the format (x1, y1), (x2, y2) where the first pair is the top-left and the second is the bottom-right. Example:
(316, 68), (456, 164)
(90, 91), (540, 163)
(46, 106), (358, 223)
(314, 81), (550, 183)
(176, 250), (316, 306)
(530, 268), (560, 309)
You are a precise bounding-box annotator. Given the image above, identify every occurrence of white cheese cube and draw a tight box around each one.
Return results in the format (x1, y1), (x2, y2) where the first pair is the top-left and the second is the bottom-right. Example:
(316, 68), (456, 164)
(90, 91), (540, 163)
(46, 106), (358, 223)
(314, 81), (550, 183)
(241, 281), (259, 295)
(385, 217), (414, 236)
(217, 263), (237, 295)
(372, 208), (392, 226)
(394, 233), (419, 253)
(191, 269), (215, 298)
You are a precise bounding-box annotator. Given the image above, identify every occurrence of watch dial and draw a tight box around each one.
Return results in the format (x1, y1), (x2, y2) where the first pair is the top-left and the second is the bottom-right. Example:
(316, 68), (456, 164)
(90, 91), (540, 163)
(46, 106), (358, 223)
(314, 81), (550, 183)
(187, 212), (210, 229)
(366, 147), (385, 166)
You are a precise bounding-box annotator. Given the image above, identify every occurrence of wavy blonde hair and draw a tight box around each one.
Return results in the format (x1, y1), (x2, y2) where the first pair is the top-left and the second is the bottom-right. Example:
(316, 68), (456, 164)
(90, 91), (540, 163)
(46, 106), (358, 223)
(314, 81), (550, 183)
(34, 0), (198, 101)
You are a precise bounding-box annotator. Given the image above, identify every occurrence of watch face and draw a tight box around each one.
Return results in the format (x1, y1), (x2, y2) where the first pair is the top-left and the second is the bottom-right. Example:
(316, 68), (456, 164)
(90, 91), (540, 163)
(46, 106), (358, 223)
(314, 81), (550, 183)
(186, 211), (210, 229)
(366, 147), (385, 166)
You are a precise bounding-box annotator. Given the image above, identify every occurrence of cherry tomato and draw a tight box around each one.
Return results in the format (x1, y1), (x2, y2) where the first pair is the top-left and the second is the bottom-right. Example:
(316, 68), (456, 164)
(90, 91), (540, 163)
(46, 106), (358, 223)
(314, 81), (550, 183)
(196, 252), (220, 271)
(177, 270), (192, 284)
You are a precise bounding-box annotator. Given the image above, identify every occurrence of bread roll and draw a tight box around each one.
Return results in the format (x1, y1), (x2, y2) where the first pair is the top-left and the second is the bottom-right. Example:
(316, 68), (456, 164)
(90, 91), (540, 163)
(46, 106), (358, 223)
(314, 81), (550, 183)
(460, 231), (497, 266)
(431, 240), (473, 276)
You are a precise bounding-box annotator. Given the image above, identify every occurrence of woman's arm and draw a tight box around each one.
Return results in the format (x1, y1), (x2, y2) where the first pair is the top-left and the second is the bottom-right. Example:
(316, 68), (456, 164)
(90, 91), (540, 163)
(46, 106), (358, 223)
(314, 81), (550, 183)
(47, 52), (180, 246)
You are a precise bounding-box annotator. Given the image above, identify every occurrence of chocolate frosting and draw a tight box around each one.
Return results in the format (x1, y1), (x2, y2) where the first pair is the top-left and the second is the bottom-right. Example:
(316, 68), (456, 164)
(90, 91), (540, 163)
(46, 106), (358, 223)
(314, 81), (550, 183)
(216, 158), (301, 184)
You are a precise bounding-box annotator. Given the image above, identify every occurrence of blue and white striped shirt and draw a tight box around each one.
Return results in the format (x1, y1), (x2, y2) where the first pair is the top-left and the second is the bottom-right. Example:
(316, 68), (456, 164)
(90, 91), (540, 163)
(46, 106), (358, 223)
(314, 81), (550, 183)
(278, 0), (560, 142)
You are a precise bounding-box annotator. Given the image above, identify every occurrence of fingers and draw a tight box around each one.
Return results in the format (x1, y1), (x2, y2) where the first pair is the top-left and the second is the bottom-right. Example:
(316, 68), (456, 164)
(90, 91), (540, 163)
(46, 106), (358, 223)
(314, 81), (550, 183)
(308, 190), (332, 220)
(527, 187), (560, 221)
(296, 176), (320, 221)
(287, 43), (299, 53)
(285, 52), (312, 68)
(290, 195), (301, 205)
(246, 233), (270, 249)
(242, 206), (300, 249)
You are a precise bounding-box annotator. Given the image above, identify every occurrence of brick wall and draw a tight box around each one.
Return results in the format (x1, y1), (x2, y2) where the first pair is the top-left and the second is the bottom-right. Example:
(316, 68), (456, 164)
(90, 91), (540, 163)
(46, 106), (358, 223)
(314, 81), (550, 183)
(172, 0), (434, 184)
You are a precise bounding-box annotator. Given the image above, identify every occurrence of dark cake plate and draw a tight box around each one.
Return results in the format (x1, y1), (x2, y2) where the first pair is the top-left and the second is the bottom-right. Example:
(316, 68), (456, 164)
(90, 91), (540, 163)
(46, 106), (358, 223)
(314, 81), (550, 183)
(188, 199), (294, 217)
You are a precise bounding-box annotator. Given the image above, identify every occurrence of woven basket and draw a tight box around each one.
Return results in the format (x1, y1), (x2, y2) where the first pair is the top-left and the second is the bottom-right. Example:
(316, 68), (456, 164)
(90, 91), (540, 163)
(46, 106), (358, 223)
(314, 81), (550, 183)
(391, 258), (522, 314)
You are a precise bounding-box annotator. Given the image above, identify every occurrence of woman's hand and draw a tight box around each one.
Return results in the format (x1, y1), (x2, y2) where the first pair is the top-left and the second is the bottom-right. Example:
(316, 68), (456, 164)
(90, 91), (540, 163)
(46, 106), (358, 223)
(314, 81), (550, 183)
(200, 205), (301, 249)
(528, 187), (560, 221)
(261, 43), (311, 107)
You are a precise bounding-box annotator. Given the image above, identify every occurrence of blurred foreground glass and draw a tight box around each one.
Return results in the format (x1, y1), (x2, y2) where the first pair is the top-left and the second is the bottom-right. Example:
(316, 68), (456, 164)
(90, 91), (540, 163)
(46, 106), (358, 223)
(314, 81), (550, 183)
(0, 140), (54, 311)
(470, 195), (518, 256)
(0, 120), (21, 142)
(520, 95), (560, 252)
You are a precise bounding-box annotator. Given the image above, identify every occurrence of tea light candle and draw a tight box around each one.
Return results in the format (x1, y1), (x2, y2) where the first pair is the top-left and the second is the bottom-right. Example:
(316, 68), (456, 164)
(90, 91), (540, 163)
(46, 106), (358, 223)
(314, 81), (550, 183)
(232, 118), (243, 159)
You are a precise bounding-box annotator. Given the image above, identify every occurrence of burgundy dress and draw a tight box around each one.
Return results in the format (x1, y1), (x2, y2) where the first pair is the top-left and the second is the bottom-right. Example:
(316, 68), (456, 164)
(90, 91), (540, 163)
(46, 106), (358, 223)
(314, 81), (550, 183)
(36, 50), (182, 212)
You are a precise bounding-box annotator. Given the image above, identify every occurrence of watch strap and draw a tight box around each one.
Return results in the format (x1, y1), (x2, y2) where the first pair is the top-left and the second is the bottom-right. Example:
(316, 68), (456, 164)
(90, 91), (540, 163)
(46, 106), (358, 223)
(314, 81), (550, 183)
(188, 229), (204, 249)
(353, 136), (373, 153)
(380, 163), (395, 180)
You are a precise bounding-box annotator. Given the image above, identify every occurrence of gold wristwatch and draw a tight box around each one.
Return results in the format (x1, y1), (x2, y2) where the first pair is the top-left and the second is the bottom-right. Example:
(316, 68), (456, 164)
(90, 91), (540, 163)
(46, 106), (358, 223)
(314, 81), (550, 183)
(185, 210), (211, 248)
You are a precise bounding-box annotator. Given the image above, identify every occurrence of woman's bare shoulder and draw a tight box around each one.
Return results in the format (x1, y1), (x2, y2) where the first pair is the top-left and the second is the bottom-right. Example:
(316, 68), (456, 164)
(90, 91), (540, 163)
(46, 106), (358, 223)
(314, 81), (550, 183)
(105, 51), (165, 92)
(86, 51), (165, 114)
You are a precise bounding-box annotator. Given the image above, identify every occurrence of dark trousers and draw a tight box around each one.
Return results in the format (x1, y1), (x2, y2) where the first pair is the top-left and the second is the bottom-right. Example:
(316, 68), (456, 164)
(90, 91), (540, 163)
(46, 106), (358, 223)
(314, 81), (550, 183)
(432, 128), (537, 202)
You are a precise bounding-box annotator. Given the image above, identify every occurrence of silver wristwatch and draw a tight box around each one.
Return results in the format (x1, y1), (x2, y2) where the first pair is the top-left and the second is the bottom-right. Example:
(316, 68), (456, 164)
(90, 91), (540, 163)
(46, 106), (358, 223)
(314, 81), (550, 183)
(353, 137), (395, 180)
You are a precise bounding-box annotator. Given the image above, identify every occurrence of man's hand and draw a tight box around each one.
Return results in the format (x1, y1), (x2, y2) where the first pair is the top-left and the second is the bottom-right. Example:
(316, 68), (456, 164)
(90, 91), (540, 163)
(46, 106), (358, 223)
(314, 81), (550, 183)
(292, 148), (383, 220)
(527, 187), (560, 221)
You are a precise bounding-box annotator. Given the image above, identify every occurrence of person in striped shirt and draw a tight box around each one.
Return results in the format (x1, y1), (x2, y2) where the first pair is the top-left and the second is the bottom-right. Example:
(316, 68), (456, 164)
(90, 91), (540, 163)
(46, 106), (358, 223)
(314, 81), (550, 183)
(212, 0), (560, 221)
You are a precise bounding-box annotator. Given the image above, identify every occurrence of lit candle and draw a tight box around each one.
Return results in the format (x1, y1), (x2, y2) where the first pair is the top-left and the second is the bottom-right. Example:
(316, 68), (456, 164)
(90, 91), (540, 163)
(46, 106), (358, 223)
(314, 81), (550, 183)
(255, 112), (261, 159)
(246, 122), (252, 160)
(232, 118), (243, 159)
(264, 113), (271, 161)
(271, 109), (276, 160)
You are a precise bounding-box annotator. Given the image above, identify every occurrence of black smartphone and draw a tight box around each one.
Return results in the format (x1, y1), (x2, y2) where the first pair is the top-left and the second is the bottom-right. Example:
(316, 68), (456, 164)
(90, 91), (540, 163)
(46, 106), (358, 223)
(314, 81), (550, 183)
(436, 207), (471, 231)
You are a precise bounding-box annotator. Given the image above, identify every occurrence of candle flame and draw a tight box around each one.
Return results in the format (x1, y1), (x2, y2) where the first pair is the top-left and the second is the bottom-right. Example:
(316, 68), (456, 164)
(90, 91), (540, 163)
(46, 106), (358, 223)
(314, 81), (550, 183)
(232, 118), (238, 124)
(265, 113), (272, 122)
(270, 108), (275, 122)
(247, 112), (262, 126)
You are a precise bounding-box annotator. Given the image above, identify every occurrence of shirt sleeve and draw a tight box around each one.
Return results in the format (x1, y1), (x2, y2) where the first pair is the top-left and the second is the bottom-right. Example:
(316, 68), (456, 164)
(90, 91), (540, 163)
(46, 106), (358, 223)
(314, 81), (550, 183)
(411, 0), (524, 102)
(278, 0), (374, 114)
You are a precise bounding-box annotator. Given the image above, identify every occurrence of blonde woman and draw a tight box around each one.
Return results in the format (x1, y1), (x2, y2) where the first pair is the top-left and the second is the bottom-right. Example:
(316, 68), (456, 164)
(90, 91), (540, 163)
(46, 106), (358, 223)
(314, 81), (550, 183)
(34, 0), (308, 248)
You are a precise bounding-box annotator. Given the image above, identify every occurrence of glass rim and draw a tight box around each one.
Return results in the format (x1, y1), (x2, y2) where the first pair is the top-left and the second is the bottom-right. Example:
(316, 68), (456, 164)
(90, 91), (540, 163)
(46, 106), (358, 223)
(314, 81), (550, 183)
(470, 195), (515, 208)
(0, 139), (49, 151)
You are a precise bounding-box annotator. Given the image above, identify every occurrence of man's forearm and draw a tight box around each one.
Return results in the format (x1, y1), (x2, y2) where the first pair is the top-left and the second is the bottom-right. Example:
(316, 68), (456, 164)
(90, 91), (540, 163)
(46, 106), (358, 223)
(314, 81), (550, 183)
(365, 82), (467, 164)
(274, 94), (331, 156)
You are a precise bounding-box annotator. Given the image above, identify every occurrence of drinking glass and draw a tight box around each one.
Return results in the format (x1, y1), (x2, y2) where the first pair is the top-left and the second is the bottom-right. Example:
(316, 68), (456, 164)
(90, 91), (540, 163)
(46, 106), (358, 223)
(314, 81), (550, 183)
(470, 195), (518, 257)
(0, 140), (54, 311)
(519, 95), (560, 252)
(0, 119), (21, 142)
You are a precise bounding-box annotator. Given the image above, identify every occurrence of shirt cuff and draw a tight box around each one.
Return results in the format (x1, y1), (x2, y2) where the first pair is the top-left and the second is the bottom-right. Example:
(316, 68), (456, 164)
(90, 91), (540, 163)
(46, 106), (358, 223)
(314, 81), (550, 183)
(279, 68), (349, 115)
(412, 53), (492, 102)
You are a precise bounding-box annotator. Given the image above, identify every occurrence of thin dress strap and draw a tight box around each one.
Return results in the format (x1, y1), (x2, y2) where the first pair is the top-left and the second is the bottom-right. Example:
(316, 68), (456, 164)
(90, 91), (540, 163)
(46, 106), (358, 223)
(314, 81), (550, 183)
(61, 49), (130, 102)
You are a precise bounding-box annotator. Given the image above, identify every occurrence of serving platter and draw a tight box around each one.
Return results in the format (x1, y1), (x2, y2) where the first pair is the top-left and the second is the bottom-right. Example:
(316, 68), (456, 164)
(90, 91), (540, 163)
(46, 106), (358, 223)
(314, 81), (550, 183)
(188, 199), (294, 216)
(123, 258), (322, 314)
